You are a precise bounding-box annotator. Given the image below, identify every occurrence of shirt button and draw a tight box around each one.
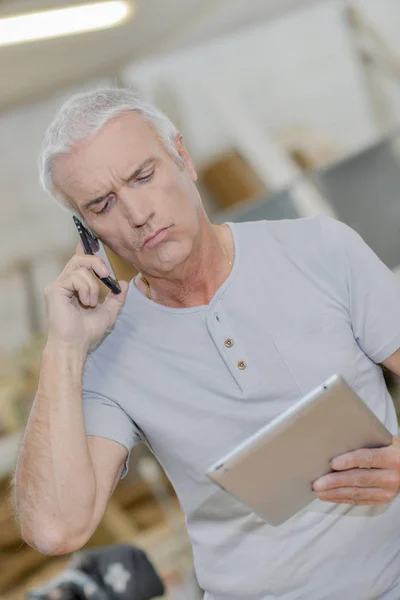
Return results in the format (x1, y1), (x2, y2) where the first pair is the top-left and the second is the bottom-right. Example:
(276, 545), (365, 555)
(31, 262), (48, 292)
(237, 361), (247, 370)
(224, 338), (234, 348)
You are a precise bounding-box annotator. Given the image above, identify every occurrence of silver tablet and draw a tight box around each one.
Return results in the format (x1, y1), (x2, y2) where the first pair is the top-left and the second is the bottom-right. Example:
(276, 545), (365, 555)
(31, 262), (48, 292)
(206, 374), (392, 526)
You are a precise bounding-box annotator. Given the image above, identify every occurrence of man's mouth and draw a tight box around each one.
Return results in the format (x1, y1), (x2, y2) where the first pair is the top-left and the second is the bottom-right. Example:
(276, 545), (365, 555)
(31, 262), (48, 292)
(142, 226), (170, 248)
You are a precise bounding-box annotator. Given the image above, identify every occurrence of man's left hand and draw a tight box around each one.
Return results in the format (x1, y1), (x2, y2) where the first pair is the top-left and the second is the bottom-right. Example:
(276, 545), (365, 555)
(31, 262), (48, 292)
(313, 435), (400, 505)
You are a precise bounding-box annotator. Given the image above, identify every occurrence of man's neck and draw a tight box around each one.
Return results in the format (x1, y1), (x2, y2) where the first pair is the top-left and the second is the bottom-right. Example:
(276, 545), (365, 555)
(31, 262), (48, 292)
(136, 224), (234, 308)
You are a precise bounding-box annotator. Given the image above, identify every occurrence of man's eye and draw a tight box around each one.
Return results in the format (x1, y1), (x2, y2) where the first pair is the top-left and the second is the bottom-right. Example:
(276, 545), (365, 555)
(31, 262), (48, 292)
(96, 200), (110, 214)
(136, 170), (155, 183)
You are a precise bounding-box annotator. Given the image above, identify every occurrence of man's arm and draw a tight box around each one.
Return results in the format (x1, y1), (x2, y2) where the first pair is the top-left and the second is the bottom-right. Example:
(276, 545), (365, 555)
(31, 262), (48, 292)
(381, 347), (400, 377)
(13, 343), (128, 555)
(312, 349), (400, 506)
(13, 244), (130, 555)
(312, 219), (400, 504)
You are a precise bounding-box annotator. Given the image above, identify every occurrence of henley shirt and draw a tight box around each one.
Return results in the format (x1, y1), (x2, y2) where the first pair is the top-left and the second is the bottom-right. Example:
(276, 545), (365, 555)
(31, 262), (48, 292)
(82, 215), (400, 600)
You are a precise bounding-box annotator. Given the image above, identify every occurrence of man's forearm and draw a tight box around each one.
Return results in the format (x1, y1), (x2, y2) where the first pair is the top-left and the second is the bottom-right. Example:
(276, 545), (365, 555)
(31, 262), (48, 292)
(13, 342), (97, 554)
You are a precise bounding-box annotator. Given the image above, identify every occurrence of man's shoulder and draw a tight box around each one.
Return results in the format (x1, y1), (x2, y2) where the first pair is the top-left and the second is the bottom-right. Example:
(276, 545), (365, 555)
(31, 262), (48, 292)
(233, 215), (350, 274)
(232, 214), (340, 244)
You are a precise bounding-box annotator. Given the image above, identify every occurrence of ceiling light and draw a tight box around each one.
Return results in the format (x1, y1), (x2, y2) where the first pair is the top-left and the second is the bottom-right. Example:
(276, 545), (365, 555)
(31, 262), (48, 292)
(0, 1), (133, 47)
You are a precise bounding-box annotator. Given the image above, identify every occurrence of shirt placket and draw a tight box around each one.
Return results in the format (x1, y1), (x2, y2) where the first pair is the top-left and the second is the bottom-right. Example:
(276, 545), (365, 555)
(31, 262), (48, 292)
(205, 307), (260, 394)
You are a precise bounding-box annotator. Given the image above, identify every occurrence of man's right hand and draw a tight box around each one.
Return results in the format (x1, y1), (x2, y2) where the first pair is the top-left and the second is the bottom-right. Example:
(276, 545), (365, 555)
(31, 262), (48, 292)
(45, 242), (129, 352)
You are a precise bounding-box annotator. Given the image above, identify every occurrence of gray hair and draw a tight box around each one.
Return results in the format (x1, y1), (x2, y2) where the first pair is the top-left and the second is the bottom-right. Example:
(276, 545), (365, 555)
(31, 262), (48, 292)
(38, 87), (184, 210)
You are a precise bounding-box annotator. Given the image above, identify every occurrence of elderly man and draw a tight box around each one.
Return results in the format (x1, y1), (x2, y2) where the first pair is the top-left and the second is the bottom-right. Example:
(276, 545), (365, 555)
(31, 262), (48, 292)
(13, 88), (400, 600)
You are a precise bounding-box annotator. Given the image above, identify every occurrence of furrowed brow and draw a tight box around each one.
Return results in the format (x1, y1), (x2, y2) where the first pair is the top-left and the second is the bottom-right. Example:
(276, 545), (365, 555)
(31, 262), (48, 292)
(83, 195), (108, 211)
(82, 157), (158, 210)
(124, 157), (158, 182)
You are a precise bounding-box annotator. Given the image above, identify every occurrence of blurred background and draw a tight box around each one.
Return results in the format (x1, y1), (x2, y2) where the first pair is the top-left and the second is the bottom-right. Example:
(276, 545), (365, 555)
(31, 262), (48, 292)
(2, 0), (400, 597)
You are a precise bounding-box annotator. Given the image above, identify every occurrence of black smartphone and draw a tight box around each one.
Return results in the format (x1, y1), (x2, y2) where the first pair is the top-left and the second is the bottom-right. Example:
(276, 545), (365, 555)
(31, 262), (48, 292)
(72, 216), (121, 295)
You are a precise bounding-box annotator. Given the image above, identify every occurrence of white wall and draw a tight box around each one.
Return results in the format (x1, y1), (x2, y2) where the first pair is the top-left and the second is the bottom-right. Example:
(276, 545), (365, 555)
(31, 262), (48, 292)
(122, 0), (400, 168)
(1, 0), (400, 352)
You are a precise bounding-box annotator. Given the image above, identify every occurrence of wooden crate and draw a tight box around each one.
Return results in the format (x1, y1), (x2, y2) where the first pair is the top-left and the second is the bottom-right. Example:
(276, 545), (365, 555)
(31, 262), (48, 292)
(201, 149), (267, 209)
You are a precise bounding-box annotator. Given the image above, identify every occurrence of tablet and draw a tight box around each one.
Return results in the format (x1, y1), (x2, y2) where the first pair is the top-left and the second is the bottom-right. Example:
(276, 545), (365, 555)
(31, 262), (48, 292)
(206, 374), (392, 526)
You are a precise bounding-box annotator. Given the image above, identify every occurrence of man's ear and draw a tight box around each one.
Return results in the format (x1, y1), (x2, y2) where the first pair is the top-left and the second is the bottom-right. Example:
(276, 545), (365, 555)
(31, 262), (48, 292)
(174, 133), (197, 181)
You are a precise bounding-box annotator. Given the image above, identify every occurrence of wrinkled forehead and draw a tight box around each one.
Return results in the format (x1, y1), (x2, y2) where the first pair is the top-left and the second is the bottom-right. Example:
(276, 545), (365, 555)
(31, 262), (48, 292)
(52, 112), (164, 204)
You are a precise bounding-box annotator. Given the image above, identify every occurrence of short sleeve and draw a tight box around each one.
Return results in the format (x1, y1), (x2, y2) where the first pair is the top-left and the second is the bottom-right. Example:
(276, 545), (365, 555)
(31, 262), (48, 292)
(82, 391), (141, 478)
(323, 216), (400, 364)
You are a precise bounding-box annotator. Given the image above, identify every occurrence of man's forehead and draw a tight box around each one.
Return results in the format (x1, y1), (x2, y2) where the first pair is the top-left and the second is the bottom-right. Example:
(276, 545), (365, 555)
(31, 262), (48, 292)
(76, 112), (157, 156)
(52, 111), (171, 208)
(53, 116), (160, 185)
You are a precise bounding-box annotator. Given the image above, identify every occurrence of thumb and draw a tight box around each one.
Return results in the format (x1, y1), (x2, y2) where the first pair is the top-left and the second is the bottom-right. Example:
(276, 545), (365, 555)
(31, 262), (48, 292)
(102, 280), (130, 324)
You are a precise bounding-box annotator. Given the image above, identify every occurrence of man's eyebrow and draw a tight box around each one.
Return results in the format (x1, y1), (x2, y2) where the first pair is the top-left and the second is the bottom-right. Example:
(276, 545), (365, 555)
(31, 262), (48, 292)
(83, 195), (108, 211)
(82, 157), (158, 211)
(123, 156), (158, 182)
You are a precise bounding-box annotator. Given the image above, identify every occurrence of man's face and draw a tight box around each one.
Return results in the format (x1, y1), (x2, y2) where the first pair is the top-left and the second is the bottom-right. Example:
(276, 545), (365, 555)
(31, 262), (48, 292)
(53, 111), (202, 274)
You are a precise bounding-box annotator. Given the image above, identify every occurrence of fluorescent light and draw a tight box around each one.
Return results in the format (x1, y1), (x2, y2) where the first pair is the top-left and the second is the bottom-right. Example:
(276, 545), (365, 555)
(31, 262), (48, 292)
(0, 1), (133, 47)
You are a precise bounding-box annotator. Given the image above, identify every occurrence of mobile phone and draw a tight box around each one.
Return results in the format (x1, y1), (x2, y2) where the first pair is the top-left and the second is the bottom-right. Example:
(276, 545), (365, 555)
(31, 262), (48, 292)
(72, 216), (121, 294)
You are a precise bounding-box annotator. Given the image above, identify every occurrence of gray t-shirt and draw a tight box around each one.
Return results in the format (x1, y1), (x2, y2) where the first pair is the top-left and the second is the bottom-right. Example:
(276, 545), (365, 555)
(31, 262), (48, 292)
(82, 215), (400, 600)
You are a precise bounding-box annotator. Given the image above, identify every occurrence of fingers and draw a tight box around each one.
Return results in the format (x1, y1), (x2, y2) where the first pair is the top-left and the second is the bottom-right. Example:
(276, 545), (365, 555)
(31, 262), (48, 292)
(331, 447), (380, 470)
(316, 486), (395, 505)
(331, 443), (395, 471)
(313, 465), (400, 506)
(70, 269), (100, 307)
(65, 252), (110, 281)
(313, 468), (398, 492)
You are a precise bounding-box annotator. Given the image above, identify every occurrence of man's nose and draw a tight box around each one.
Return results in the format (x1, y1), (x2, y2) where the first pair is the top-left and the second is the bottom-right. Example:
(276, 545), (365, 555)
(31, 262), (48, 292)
(119, 188), (154, 228)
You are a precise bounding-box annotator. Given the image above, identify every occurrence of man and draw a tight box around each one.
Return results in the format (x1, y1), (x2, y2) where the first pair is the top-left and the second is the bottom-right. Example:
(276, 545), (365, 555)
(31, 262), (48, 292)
(13, 87), (400, 599)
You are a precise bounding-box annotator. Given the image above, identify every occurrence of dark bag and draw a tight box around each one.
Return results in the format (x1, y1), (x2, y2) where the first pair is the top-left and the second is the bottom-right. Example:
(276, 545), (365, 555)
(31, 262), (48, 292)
(26, 544), (165, 600)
